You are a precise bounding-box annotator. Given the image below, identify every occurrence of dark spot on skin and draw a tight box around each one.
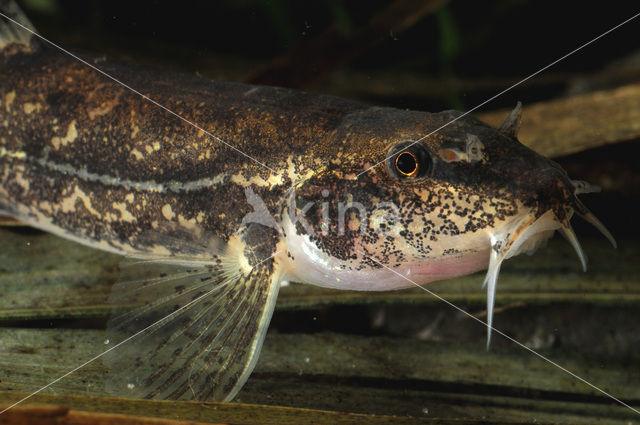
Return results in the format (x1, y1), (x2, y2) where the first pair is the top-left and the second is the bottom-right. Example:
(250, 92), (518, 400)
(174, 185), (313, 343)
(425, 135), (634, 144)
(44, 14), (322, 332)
(2, 43), (577, 295)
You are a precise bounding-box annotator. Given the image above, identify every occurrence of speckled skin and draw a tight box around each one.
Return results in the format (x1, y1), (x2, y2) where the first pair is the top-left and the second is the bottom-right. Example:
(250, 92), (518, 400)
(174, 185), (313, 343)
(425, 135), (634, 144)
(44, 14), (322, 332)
(0, 9), (611, 403)
(0, 42), (348, 251)
(0, 41), (576, 286)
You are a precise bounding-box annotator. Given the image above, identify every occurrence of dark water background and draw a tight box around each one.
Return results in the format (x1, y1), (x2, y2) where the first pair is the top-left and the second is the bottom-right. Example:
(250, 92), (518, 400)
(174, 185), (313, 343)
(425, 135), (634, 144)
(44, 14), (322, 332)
(9, 0), (640, 420)
(22, 0), (640, 235)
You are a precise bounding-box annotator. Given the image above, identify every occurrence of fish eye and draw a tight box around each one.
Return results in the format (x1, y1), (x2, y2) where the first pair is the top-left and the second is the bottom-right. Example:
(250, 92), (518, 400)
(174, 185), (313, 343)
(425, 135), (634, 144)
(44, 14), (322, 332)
(395, 152), (418, 177)
(387, 142), (432, 180)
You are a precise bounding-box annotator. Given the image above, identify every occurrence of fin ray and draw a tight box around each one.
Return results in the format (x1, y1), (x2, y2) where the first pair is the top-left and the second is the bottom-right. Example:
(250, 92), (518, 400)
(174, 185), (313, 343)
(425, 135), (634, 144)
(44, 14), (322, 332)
(0, 0), (36, 49)
(499, 101), (523, 138)
(103, 252), (281, 401)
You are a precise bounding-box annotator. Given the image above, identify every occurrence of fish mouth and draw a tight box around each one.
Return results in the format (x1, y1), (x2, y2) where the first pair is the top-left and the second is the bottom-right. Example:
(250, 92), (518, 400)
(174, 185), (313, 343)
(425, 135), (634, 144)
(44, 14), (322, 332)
(483, 179), (616, 347)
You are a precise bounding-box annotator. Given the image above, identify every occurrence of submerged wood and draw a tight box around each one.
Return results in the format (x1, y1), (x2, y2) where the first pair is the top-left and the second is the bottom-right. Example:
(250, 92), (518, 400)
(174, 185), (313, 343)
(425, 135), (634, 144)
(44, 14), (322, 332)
(0, 330), (638, 423)
(0, 226), (639, 422)
(0, 227), (638, 317)
(477, 82), (640, 158)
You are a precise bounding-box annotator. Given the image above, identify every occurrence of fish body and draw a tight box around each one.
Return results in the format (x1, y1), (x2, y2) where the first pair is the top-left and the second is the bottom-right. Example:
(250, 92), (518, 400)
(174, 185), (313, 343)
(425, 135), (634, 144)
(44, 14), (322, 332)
(0, 2), (614, 402)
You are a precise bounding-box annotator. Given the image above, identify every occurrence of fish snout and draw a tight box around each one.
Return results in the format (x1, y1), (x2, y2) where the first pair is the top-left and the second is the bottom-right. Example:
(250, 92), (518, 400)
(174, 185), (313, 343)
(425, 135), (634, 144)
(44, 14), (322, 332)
(507, 155), (577, 220)
(506, 153), (615, 248)
(522, 156), (617, 259)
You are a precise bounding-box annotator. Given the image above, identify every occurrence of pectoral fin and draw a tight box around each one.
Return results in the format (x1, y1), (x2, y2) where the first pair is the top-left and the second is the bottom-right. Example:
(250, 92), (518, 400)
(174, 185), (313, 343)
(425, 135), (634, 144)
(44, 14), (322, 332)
(103, 244), (281, 402)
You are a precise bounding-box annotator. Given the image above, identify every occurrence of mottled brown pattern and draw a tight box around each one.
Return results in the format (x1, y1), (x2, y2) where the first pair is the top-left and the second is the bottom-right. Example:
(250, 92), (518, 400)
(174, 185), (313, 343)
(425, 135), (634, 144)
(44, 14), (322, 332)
(0, 42), (363, 252)
(1, 40), (577, 266)
(292, 111), (574, 271)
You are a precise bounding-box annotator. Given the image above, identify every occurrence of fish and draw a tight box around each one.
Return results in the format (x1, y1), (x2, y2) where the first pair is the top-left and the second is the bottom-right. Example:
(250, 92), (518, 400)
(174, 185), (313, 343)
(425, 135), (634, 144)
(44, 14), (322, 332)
(0, 1), (615, 402)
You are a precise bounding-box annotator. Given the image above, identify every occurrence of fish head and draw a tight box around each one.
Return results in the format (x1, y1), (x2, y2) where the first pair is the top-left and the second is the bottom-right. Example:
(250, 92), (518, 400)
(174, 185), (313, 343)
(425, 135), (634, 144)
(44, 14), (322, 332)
(283, 103), (614, 338)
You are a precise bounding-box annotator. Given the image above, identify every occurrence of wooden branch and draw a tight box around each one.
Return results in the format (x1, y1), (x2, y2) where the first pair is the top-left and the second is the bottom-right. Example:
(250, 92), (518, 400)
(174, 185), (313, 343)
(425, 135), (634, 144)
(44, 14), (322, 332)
(316, 62), (640, 102)
(0, 394), (446, 425)
(476, 82), (640, 158)
(0, 404), (222, 425)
